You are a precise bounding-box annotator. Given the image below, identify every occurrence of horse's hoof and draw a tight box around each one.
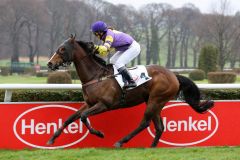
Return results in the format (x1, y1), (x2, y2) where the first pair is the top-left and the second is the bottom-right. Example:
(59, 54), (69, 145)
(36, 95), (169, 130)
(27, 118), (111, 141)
(47, 139), (54, 145)
(97, 131), (104, 138)
(90, 130), (104, 138)
(114, 142), (122, 148)
(150, 144), (157, 148)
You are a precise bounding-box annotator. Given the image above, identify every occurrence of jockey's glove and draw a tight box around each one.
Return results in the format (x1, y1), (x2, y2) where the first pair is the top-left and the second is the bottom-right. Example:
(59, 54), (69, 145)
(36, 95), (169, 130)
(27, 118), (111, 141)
(94, 45), (108, 57)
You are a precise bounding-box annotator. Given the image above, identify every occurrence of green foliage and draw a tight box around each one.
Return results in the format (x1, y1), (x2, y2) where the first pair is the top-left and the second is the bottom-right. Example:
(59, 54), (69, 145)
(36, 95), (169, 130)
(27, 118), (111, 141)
(208, 72), (237, 83)
(199, 45), (218, 74)
(201, 89), (240, 100)
(47, 71), (72, 84)
(0, 90), (83, 102)
(0, 89), (239, 102)
(189, 69), (205, 80)
(36, 71), (48, 77)
(0, 67), (10, 76)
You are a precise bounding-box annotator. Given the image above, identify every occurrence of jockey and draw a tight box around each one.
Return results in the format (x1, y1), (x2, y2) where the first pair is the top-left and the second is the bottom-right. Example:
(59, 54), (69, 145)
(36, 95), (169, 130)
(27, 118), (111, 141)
(91, 21), (141, 89)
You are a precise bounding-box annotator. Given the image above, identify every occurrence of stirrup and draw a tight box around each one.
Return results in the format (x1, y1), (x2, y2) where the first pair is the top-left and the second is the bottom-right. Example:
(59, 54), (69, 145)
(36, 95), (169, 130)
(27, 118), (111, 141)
(123, 81), (137, 89)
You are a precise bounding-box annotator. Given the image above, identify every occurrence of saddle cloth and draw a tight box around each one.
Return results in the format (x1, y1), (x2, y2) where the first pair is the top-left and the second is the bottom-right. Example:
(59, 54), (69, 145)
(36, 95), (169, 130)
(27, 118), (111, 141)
(113, 65), (152, 89)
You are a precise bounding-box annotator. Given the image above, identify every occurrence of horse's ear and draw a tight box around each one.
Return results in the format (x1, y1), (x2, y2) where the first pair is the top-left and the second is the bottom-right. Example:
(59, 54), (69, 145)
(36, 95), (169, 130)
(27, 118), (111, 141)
(87, 42), (94, 49)
(70, 34), (76, 43)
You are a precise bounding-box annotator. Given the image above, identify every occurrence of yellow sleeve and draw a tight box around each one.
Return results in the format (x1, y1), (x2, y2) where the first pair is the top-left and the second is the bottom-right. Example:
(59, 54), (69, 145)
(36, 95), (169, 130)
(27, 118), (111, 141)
(95, 35), (113, 57)
(104, 35), (113, 49)
(97, 45), (108, 57)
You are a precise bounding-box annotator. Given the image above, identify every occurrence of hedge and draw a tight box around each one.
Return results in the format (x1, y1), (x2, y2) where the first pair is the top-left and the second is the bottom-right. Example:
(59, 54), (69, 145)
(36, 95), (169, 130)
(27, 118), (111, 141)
(201, 89), (240, 100)
(0, 90), (83, 102)
(208, 72), (237, 83)
(0, 89), (240, 102)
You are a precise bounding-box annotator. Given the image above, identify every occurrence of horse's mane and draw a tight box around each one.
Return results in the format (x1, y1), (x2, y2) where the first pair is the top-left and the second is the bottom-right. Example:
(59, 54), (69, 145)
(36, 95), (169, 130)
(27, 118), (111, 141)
(76, 40), (109, 68)
(76, 41), (93, 54)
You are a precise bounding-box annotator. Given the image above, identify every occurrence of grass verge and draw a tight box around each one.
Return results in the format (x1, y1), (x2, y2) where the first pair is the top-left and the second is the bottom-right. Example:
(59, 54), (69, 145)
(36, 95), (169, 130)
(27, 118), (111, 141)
(0, 147), (240, 160)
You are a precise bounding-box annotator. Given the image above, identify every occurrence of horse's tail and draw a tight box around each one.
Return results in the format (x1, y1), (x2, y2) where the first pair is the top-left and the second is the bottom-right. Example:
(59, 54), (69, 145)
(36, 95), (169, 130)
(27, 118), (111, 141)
(176, 75), (214, 114)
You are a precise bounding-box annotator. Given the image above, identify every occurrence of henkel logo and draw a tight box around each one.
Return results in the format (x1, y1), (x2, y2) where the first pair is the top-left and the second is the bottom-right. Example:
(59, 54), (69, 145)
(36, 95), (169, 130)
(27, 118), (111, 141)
(147, 103), (219, 146)
(13, 105), (89, 149)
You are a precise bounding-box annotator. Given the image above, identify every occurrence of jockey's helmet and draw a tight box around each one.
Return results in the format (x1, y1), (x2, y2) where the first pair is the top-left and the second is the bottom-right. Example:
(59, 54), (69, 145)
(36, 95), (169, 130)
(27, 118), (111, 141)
(91, 21), (108, 33)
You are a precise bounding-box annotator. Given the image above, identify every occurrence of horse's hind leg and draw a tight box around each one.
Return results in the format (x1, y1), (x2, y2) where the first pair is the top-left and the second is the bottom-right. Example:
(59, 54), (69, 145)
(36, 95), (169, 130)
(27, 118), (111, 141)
(151, 114), (164, 147)
(114, 103), (157, 148)
(114, 117), (151, 148)
(47, 103), (88, 145)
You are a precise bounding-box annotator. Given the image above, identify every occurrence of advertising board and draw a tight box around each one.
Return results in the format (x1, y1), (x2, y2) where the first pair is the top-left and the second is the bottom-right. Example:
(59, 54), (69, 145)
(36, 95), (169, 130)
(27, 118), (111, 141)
(0, 101), (239, 149)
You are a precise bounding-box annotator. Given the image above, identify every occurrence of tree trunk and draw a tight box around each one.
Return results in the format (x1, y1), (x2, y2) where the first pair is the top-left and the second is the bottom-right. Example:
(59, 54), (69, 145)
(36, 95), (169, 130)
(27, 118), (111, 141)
(184, 35), (189, 68)
(166, 29), (172, 67)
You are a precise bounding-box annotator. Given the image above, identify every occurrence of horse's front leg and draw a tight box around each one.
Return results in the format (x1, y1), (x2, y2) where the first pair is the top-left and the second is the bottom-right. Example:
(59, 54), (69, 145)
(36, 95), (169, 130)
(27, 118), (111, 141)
(47, 103), (88, 145)
(81, 102), (108, 138)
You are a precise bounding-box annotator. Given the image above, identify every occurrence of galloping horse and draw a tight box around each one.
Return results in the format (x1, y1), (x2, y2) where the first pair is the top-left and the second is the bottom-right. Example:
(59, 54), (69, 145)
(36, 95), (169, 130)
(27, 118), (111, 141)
(47, 35), (214, 147)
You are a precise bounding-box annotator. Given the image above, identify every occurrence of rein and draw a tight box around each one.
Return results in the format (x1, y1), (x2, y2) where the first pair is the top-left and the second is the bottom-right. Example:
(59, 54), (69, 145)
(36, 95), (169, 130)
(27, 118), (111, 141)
(75, 42), (112, 87)
(82, 74), (115, 87)
(59, 39), (113, 87)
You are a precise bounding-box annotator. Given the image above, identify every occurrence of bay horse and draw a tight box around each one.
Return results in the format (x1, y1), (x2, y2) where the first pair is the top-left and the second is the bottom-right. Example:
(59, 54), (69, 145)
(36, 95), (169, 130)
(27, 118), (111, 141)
(47, 35), (214, 147)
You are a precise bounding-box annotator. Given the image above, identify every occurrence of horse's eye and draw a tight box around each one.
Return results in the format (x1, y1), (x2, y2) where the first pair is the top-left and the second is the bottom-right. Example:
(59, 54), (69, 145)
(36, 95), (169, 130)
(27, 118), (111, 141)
(60, 47), (65, 53)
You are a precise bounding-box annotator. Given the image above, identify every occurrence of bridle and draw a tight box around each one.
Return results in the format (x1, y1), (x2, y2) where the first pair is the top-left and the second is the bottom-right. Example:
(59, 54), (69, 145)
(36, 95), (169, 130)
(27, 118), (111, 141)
(57, 39), (96, 67)
(56, 39), (110, 86)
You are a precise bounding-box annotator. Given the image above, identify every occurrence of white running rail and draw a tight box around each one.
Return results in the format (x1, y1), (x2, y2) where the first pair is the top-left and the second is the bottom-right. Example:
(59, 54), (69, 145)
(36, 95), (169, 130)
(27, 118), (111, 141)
(0, 83), (240, 102)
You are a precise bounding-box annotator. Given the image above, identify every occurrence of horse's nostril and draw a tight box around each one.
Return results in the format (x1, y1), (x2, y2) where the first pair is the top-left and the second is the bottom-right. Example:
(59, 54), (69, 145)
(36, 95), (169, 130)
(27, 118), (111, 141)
(48, 62), (52, 66)
(48, 62), (53, 67)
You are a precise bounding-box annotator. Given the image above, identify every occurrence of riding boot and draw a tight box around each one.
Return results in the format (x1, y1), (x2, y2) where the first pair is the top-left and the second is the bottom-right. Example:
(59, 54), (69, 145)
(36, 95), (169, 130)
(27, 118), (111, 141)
(118, 66), (137, 89)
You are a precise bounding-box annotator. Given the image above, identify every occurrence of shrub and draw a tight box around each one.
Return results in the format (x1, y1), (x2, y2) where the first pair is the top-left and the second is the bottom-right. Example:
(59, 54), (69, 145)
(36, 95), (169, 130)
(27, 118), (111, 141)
(233, 68), (240, 75)
(208, 72), (237, 83)
(36, 71), (48, 77)
(189, 69), (205, 81)
(24, 67), (36, 76)
(47, 71), (72, 84)
(0, 67), (10, 76)
(199, 45), (218, 74)
(200, 89), (240, 100)
(67, 69), (78, 80)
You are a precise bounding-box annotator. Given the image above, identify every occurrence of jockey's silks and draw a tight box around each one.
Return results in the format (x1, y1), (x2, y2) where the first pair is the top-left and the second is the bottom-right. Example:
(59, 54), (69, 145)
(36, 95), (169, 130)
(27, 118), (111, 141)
(101, 29), (134, 52)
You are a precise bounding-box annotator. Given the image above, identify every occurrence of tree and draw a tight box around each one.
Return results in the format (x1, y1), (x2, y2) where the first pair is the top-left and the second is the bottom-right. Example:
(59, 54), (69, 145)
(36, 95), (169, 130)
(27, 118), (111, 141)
(141, 3), (171, 65)
(205, 0), (240, 70)
(20, 0), (48, 63)
(165, 8), (181, 68)
(45, 0), (67, 55)
(178, 4), (200, 68)
(1, 0), (29, 62)
(199, 45), (218, 75)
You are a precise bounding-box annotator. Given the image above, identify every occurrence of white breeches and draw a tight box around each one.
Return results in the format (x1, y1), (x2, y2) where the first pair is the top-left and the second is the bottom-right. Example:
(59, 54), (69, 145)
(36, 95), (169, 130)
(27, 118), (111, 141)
(110, 41), (141, 69)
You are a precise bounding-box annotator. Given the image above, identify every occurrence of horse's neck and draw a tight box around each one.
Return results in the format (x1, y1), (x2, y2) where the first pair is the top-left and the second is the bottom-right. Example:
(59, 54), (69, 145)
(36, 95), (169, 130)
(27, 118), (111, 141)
(73, 56), (103, 84)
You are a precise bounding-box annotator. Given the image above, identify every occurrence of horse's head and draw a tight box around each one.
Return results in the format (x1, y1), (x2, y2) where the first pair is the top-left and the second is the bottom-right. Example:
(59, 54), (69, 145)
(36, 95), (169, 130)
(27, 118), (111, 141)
(47, 34), (100, 70)
(47, 34), (76, 70)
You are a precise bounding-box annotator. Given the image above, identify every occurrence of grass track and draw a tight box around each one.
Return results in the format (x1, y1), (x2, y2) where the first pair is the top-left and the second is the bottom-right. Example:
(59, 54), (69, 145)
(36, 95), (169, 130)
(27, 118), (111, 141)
(0, 147), (240, 160)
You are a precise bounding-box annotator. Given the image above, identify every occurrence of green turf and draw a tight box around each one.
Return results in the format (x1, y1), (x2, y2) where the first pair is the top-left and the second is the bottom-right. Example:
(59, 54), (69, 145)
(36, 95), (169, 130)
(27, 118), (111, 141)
(0, 75), (80, 84)
(0, 75), (47, 84)
(0, 147), (239, 160)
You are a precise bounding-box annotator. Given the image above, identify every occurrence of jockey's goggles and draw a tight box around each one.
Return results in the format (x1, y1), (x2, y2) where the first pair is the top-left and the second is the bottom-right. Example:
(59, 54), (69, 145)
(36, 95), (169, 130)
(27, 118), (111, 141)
(94, 32), (101, 36)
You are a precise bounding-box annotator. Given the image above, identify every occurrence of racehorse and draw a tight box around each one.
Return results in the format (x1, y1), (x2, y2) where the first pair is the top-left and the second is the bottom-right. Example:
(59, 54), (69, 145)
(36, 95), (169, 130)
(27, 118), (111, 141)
(47, 35), (214, 147)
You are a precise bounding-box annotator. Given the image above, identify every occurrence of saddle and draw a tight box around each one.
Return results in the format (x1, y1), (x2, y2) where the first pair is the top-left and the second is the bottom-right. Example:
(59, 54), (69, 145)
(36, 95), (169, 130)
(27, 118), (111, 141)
(113, 65), (152, 90)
